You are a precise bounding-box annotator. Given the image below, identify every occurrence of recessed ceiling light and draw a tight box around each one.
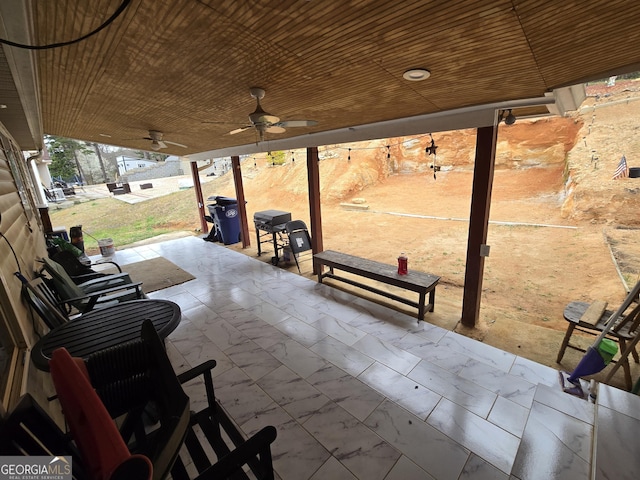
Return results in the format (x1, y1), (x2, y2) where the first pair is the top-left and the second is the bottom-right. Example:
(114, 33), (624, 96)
(403, 68), (431, 81)
(99, 133), (112, 137)
(0, 104), (7, 109)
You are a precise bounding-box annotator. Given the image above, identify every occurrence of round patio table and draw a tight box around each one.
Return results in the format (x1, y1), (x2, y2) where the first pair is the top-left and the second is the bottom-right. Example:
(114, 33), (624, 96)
(31, 299), (181, 371)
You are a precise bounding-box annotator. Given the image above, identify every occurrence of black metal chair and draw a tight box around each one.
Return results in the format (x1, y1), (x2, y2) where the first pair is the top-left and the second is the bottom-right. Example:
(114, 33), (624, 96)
(15, 272), (69, 329)
(285, 220), (312, 273)
(15, 270), (146, 332)
(50, 323), (178, 479)
(66, 320), (278, 479)
(51, 249), (123, 284)
(39, 257), (145, 314)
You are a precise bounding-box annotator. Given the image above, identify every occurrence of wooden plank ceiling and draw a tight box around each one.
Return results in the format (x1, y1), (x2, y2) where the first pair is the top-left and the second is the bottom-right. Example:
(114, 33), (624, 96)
(28, 0), (640, 155)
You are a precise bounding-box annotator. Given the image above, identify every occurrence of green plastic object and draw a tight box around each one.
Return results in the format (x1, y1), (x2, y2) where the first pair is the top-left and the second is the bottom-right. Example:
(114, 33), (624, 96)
(597, 338), (618, 365)
(50, 237), (83, 257)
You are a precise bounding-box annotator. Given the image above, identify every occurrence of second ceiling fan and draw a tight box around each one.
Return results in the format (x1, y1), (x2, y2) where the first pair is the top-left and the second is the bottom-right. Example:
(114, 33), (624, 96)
(143, 130), (188, 151)
(229, 87), (317, 141)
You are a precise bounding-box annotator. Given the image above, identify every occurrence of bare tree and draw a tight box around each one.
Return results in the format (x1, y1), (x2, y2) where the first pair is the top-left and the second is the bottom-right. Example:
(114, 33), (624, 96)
(92, 143), (108, 182)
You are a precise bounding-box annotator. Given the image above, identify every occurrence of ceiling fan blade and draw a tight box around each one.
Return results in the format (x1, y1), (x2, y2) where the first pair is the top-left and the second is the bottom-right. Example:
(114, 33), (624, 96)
(265, 126), (286, 134)
(229, 126), (252, 135)
(165, 140), (188, 148)
(276, 120), (317, 128)
(158, 140), (168, 149)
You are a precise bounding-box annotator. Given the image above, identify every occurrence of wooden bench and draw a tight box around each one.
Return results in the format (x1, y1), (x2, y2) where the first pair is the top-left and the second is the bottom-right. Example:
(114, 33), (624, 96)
(313, 250), (440, 321)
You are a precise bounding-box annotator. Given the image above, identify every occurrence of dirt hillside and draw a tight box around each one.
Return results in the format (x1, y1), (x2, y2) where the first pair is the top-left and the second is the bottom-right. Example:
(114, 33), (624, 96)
(197, 80), (640, 384)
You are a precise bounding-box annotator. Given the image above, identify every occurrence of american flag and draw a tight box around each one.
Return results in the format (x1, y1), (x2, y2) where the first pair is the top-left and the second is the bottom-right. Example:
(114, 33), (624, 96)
(612, 155), (628, 180)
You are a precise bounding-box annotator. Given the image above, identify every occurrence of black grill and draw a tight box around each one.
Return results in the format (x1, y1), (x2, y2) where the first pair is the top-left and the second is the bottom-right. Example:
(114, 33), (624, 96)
(253, 210), (291, 233)
(254, 210), (291, 259)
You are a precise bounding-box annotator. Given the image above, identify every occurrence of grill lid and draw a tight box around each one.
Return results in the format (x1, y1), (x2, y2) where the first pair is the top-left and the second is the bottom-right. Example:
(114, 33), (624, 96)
(254, 210), (291, 226)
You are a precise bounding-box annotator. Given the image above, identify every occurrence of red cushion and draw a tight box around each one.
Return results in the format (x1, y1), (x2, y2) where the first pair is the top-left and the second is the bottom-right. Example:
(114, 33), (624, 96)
(49, 348), (152, 480)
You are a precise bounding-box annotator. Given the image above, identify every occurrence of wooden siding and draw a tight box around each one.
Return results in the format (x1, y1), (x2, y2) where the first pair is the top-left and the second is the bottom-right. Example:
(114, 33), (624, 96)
(0, 126), (50, 410)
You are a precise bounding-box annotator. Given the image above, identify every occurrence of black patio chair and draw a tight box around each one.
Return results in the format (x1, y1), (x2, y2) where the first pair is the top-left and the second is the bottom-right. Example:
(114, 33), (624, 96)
(50, 249), (123, 284)
(285, 220), (313, 273)
(14, 271), (143, 330)
(39, 257), (145, 314)
(15, 272), (69, 330)
(52, 319), (278, 480)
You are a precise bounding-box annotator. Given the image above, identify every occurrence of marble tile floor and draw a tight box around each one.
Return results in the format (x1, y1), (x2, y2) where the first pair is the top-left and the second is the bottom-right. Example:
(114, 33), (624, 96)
(96, 236), (640, 480)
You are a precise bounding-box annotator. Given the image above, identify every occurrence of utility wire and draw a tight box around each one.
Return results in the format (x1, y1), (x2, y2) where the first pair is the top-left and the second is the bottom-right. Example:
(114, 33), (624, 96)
(0, 231), (22, 274)
(0, 0), (132, 50)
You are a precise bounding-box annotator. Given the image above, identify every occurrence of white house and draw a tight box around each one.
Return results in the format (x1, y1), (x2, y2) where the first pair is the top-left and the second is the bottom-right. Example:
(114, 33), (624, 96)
(116, 155), (157, 176)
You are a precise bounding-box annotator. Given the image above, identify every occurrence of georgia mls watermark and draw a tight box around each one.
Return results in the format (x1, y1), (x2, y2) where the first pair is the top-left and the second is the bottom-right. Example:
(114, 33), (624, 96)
(0, 456), (72, 480)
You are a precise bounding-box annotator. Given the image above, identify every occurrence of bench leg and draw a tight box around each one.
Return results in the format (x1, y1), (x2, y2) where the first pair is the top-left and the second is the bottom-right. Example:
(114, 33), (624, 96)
(418, 292), (426, 321)
(428, 288), (436, 312)
(557, 323), (576, 363)
(315, 262), (323, 283)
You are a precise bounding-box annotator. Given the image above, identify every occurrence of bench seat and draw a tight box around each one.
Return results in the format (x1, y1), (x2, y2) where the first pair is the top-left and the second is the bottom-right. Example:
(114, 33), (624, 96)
(313, 250), (440, 321)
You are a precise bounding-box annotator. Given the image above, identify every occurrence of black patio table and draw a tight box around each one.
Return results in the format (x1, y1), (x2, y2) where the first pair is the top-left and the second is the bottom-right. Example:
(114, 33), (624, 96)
(31, 299), (181, 371)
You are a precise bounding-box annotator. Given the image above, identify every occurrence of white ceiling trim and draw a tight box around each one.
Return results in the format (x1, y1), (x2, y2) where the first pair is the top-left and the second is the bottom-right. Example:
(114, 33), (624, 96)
(0, 0), (43, 150)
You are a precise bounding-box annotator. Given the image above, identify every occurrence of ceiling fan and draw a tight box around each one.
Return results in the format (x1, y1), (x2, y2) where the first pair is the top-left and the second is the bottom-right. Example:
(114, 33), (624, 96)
(143, 130), (188, 151)
(229, 87), (317, 141)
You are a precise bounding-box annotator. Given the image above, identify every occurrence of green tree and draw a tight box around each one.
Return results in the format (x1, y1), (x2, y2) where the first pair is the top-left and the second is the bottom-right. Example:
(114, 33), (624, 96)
(45, 135), (93, 182)
(269, 151), (286, 165)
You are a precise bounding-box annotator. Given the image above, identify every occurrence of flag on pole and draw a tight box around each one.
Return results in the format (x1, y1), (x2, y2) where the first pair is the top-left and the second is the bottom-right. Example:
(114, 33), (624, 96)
(612, 155), (628, 180)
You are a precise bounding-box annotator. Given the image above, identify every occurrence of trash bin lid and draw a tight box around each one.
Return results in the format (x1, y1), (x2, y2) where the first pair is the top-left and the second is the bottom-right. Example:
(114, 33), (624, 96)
(206, 195), (237, 205)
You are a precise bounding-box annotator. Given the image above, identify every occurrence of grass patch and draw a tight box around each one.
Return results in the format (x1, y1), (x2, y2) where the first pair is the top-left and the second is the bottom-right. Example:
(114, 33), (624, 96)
(49, 190), (203, 253)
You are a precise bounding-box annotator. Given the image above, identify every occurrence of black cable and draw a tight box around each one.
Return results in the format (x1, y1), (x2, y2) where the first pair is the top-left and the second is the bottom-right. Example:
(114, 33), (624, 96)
(0, 0), (132, 50)
(0, 231), (21, 274)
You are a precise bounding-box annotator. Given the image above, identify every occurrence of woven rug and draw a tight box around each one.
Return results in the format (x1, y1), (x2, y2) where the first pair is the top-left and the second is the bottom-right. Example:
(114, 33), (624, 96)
(103, 257), (195, 293)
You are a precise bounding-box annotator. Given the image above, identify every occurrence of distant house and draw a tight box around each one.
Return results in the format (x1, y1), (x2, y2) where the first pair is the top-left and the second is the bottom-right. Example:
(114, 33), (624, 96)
(116, 155), (157, 175)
